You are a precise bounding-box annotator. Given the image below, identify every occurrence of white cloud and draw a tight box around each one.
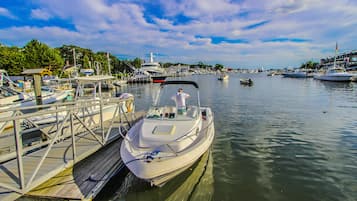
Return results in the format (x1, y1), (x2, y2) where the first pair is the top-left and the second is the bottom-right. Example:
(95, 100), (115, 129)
(0, 7), (16, 19)
(0, 0), (356, 68)
(31, 9), (51, 20)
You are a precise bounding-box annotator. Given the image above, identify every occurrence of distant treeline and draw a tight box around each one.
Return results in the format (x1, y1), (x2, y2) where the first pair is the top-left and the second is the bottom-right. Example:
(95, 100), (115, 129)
(0, 39), (221, 76)
(300, 60), (319, 69)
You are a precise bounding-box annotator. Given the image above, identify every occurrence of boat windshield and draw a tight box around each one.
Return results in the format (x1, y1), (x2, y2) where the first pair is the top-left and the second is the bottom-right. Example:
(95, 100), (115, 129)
(146, 84), (199, 120)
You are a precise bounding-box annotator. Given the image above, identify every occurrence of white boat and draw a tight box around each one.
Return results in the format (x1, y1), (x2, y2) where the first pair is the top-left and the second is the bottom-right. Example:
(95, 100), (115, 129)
(120, 80), (215, 186)
(314, 43), (356, 82)
(141, 52), (165, 75)
(240, 78), (253, 85)
(282, 69), (314, 78)
(27, 76), (134, 126)
(0, 89), (71, 110)
(313, 67), (355, 82)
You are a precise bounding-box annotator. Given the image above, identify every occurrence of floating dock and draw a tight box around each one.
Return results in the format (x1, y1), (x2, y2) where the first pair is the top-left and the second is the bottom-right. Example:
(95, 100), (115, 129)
(0, 97), (144, 201)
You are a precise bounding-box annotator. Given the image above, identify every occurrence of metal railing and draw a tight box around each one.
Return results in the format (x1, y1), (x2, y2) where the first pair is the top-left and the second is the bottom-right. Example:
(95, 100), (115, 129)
(0, 96), (135, 194)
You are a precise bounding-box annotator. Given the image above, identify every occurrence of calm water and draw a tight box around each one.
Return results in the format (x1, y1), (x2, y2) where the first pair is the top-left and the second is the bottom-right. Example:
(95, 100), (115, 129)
(97, 73), (357, 201)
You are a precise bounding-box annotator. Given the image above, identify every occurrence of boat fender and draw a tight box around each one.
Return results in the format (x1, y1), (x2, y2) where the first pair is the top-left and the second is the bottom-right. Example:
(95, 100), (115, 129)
(119, 93), (134, 112)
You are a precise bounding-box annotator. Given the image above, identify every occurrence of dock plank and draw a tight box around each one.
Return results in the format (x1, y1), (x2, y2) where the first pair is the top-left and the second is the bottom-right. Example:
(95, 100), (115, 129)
(25, 138), (123, 200)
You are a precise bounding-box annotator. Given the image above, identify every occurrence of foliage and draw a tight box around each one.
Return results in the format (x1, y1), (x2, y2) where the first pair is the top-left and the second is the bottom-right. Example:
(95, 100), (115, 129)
(0, 45), (25, 75)
(131, 57), (142, 68)
(214, 63), (224, 71)
(1, 39), (227, 77)
(23, 39), (64, 73)
(300, 60), (319, 69)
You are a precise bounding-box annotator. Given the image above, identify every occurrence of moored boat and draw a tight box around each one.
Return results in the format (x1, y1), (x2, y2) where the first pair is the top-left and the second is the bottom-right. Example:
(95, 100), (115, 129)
(120, 80), (215, 186)
(240, 78), (253, 85)
(313, 67), (355, 82)
(218, 73), (229, 81)
(282, 69), (314, 78)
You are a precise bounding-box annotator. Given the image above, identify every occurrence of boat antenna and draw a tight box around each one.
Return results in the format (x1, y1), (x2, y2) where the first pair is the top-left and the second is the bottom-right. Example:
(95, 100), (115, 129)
(150, 52), (154, 63)
(333, 42), (338, 69)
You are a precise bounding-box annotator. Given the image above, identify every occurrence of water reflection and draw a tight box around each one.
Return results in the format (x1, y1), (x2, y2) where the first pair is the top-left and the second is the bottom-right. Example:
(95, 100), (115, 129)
(317, 80), (354, 91)
(110, 150), (214, 201)
(102, 74), (357, 201)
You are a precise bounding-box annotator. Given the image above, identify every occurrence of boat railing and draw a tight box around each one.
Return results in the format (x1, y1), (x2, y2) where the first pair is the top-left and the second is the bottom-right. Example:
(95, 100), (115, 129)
(0, 96), (135, 194)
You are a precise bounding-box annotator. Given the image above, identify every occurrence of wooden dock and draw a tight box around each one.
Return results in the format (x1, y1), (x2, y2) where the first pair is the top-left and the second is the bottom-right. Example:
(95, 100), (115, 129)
(0, 97), (144, 201)
(24, 138), (124, 200)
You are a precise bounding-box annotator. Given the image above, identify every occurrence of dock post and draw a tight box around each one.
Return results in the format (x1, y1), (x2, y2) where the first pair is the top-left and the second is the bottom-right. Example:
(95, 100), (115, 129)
(33, 74), (43, 106)
(70, 112), (76, 162)
(13, 116), (25, 192)
(98, 82), (104, 143)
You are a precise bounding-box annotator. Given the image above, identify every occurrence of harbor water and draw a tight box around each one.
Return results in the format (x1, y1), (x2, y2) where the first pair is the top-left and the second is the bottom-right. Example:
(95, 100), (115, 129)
(97, 73), (357, 201)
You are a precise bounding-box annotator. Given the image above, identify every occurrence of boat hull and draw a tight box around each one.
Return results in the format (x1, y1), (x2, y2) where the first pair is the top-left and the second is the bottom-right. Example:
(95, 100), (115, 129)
(151, 76), (167, 83)
(314, 74), (353, 82)
(282, 73), (312, 78)
(121, 107), (215, 186)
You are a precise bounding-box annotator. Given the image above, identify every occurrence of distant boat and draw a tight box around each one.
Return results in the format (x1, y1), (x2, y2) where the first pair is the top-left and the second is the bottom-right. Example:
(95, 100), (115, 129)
(314, 43), (356, 82)
(80, 68), (95, 76)
(141, 52), (167, 83)
(240, 78), (253, 85)
(267, 72), (276, 76)
(218, 73), (229, 81)
(282, 69), (314, 78)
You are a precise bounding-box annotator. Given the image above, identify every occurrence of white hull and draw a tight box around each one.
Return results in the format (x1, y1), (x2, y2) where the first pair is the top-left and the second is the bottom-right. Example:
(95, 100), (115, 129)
(121, 107), (215, 186)
(314, 74), (353, 82)
(0, 90), (71, 132)
(282, 72), (312, 78)
(0, 90), (71, 110)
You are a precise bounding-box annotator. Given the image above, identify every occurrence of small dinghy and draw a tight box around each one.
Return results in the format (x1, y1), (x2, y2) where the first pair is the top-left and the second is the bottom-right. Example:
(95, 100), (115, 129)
(240, 78), (253, 85)
(120, 80), (215, 186)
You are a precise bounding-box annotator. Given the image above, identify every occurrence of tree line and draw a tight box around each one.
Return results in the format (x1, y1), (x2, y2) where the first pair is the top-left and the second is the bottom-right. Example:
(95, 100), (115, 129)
(0, 39), (223, 76)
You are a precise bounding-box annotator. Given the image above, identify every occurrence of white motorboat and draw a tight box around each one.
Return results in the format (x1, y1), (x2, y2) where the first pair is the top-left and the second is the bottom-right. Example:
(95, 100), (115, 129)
(120, 80), (215, 186)
(26, 76), (134, 126)
(282, 69), (314, 78)
(313, 67), (355, 82)
(314, 44), (356, 82)
(141, 52), (165, 75)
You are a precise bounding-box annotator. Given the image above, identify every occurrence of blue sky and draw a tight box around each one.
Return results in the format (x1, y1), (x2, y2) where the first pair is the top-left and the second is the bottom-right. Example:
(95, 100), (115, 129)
(0, 0), (356, 68)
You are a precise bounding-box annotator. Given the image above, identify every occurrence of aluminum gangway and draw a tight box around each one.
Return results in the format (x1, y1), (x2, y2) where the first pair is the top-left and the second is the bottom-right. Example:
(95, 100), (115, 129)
(0, 96), (137, 200)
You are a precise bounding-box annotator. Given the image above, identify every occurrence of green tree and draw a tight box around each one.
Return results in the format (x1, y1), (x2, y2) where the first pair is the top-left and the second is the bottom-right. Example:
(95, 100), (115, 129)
(214, 63), (224, 71)
(23, 39), (64, 73)
(300, 60), (319, 69)
(0, 45), (25, 75)
(132, 57), (142, 68)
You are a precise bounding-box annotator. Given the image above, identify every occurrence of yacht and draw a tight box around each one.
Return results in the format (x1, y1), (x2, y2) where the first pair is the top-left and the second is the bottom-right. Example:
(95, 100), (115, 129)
(120, 80), (215, 186)
(314, 44), (356, 82)
(282, 69), (314, 78)
(141, 52), (167, 83)
(314, 67), (355, 82)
